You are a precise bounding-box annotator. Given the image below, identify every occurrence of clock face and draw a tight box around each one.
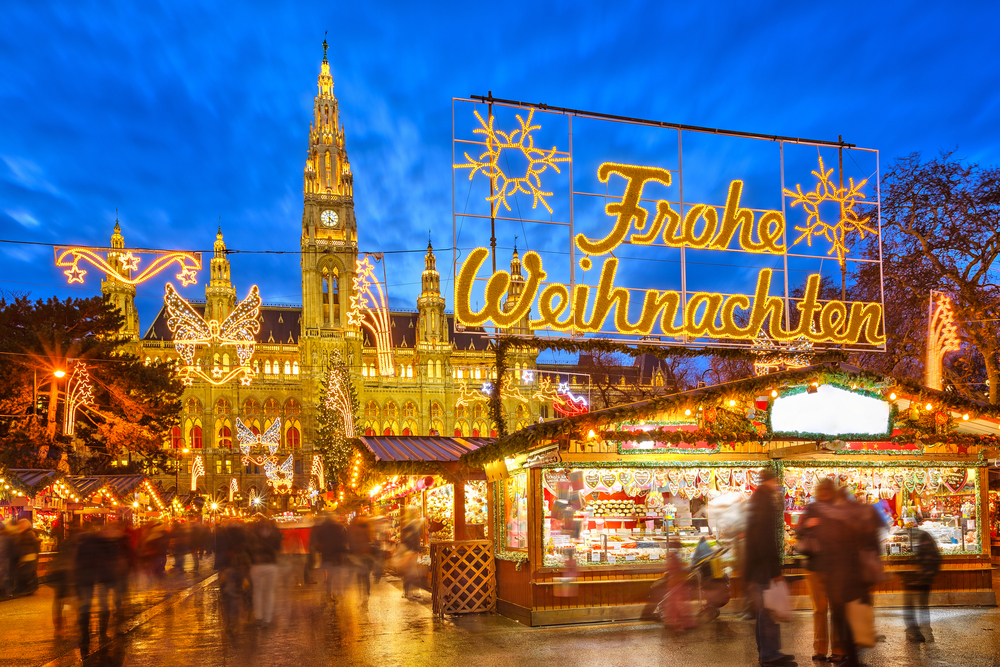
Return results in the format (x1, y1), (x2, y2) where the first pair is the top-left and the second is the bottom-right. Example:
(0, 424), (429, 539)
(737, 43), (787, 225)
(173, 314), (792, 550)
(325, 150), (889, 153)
(321, 210), (339, 228)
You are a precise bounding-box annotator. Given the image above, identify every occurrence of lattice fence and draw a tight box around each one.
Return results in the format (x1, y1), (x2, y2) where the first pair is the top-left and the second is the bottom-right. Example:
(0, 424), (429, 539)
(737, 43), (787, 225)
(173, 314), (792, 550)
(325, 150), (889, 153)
(431, 540), (497, 616)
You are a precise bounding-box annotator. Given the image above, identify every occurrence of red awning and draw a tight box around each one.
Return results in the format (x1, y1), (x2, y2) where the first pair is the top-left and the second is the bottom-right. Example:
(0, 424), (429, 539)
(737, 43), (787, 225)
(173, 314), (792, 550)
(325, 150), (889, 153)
(358, 436), (494, 462)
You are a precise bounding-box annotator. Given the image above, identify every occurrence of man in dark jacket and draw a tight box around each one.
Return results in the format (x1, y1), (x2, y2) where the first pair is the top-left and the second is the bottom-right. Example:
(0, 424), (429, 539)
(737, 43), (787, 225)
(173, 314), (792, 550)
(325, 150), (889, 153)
(746, 469), (796, 667)
(248, 518), (282, 626)
(796, 478), (842, 661)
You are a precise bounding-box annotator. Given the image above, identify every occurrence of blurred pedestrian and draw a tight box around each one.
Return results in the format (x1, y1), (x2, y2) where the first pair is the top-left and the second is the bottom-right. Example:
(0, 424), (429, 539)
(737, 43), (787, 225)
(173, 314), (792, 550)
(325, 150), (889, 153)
(819, 488), (870, 666)
(171, 522), (190, 572)
(50, 528), (79, 639)
(248, 517), (282, 627)
(348, 516), (373, 598)
(218, 521), (251, 636)
(371, 517), (390, 584)
(312, 515), (349, 602)
(0, 519), (13, 597)
(75, 523), (131, 653)
(13, 518), (40, 595)
(400, 509), (424, 600)
(797, 477), (842, 662)
(745, 469), (796, 667)
(902, 527), (941, 643)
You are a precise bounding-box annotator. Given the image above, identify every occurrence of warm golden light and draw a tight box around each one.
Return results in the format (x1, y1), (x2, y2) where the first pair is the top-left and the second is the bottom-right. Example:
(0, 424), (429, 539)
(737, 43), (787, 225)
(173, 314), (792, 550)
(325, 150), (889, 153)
(53, 369), (66, 378)
(728, 400), (736, 407)
(889, 392), (897, 400)
(925, 403), (932, 411)
(963, 414), (969, 421)
(770, 389), (778, 398)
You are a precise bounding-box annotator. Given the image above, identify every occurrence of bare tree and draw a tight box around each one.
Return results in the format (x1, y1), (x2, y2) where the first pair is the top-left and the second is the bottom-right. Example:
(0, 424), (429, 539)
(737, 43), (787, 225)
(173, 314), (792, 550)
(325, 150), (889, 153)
(854, 152), (1000, 402)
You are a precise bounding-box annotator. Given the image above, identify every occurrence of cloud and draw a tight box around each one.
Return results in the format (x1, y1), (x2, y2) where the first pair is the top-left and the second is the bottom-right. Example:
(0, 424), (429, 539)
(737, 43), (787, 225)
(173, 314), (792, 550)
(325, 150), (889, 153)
(4, 207), (40, 229)
(1, 156), (62, 198)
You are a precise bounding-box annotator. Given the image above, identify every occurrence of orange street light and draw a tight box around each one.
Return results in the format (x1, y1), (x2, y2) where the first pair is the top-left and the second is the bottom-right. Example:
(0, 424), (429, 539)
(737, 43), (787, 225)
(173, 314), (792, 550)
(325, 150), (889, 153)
(53, 369), (66, 378)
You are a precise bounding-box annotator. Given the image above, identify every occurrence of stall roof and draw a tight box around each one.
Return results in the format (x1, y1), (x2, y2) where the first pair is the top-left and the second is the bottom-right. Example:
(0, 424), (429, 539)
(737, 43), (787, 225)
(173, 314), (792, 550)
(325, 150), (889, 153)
(6, 469), (62, 487)
(67, 474), (146, 498)
(462, 361), (1000, 465)
(359, 436), (494, 462)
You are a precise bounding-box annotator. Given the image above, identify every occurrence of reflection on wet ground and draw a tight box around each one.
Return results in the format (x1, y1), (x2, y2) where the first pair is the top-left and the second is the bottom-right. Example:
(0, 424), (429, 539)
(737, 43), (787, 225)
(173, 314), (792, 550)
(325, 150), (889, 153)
(5, 556), (1000, 667)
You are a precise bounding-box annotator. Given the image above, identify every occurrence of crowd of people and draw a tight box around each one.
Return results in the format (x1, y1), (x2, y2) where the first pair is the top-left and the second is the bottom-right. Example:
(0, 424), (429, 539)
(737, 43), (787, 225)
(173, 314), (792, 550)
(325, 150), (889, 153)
(0, 518), (42, 597)
(743, 471), (941, 667)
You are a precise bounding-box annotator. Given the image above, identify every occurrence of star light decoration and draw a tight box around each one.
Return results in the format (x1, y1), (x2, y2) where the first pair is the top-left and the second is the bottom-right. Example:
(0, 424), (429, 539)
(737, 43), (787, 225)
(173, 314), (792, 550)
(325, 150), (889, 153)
(62, 360), (94, 437)
(925, 291), (961, 391)
(349, 255), (395, 377)
(163, 282), (261, 386)
(784, 156), (876, 268)
(311, 455), (325, 490)
(455, 109), (569, 216)
(55, 246), (201, 286)
(191, 454), (205, 492)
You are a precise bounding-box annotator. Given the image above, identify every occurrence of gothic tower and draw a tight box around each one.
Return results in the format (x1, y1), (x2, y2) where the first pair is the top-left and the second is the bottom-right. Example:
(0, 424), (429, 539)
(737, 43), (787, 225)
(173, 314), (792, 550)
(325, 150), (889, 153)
(204, 227), (236, 323)
(101, 220), (140, 342)
(300, 39), (357, 335)
(505, 245), (530, 335)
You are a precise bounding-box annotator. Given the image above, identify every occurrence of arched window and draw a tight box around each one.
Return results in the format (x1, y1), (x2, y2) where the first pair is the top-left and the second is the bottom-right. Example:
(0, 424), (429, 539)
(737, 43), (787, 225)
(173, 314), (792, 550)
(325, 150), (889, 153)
(385, 402), (398, 420)
(322, 266), (340, 326)
(431, 402), (443, 420)
(427, 360), (434, 378)
(186, 397), (202, 415)
(214, 398), (231, 416)
(214, 353), (221, 366)
(473, 404), (484, 419)
(284, 398), (301, 417)
(170, 426), (183, 449)
(293, 361), (299, 375)
(429, 419), (444, 436)
(264, 360), (272, 375)
(284, 360), (291, 375)
(215, 419), (233, 449)
(263, 397), (280, 418)
(191, 425), (203, 449)
(242, 398), (261, 419)
(362, 366), (369, 377)
(222, 353), (230, 369)
(406, 364), (413, 378)
(436, 360), (442, 378)
(475, 368), (481, 380)
(253, 359), (260, 374)
(365, 401), (380, 419)
(287, 425), (300, 449)
(455, 405), (466, 420)
(403, 402), (416, 418)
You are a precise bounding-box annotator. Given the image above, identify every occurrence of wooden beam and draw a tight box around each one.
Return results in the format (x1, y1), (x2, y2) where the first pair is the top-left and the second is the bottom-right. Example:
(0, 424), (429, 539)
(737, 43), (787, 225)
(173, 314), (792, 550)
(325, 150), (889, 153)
(769, 443), (820, 459)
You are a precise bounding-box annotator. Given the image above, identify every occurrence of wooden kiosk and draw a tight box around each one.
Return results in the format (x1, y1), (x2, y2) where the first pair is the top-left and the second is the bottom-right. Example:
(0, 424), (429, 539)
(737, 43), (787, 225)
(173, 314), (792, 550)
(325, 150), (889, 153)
(469, 364), (997, 626)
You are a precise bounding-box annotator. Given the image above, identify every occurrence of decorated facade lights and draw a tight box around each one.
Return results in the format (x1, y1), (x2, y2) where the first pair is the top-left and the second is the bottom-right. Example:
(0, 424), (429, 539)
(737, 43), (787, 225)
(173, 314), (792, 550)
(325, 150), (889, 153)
(456, 379), (487, 407)
(54, 245), (201, 287)
(751, 330), (813, 376)
(229, 477), (238, 502)
(349, 254), (395, 377)
(191, 454), (205, 492)
(62, 360), (94, 437)
(247, 487), (266, 510)
(323, 352), (356, 438)
(311, 455), (325, 490)
(163, 282), (262, 386)
(925, 291), (961, 391)
(264, 455), (295, 494)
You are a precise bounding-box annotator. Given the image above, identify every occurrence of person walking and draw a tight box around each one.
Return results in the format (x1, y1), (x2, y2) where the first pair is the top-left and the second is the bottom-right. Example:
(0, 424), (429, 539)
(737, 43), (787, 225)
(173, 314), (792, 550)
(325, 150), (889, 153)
(13, 518), (40, 595)
(745, 469), (796, 667)
(248, 517), (282, 627)
(312, 515), (349, 602)
(347, 516), (373, 598)
(400, 510), (424, 600)
(75, 524), (131, 653)
(797, 477), (843, 662)
(50, 529), (79, 639)
(0, 519), (14, 597)
(902, 527), (940, 643)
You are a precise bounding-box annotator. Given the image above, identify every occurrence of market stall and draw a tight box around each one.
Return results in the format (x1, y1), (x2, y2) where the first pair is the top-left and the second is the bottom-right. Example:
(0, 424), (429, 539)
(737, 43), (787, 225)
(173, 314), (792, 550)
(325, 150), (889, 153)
(359, 435), (496, 613)
(466, 363), (998, 626)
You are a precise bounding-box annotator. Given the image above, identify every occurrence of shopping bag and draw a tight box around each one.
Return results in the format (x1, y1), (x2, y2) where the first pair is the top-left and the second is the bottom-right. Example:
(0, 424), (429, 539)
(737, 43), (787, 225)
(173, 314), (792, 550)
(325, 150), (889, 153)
(846, 599), (876, 648)
(762, 579), (792, 622)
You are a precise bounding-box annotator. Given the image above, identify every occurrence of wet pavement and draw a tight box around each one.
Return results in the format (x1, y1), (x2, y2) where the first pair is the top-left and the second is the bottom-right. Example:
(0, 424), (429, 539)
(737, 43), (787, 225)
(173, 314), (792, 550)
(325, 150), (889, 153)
(6, 557), (1000, 667)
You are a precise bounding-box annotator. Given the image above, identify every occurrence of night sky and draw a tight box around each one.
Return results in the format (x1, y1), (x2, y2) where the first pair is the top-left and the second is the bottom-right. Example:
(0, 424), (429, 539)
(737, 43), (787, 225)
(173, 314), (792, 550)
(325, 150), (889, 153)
(2, 1), (998, 338)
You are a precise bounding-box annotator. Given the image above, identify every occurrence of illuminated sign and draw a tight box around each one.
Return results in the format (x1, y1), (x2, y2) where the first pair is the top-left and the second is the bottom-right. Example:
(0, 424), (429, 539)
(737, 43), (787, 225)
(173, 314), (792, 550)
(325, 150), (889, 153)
(452, 98), (884, 350)
(771, 385), (891, 437)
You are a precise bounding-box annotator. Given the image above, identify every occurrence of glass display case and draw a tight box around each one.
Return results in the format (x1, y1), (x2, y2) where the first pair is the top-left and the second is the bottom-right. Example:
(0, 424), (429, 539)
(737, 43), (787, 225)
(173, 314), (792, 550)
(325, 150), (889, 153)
(783, 465), (981, 556)
(540, 465), (760, 568)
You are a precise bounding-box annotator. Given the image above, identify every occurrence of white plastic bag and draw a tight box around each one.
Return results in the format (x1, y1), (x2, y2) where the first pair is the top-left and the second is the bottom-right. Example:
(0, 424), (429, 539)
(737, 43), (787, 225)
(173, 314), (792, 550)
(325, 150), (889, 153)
(762, 579), (793, 622)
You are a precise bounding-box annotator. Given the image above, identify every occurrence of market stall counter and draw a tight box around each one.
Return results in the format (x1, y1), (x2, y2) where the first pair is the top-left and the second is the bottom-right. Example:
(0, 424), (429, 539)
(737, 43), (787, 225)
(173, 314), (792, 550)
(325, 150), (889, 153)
(467, 364), (998, 626)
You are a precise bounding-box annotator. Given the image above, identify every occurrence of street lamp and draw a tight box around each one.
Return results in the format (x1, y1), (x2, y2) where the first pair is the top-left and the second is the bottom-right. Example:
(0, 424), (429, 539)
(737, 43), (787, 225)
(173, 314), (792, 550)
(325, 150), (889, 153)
(53, 369), (66, 378)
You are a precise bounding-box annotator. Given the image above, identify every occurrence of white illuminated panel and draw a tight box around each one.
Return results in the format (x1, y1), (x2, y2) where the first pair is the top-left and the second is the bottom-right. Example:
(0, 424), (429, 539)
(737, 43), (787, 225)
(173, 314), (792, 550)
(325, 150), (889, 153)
(771, 385), (890, 436)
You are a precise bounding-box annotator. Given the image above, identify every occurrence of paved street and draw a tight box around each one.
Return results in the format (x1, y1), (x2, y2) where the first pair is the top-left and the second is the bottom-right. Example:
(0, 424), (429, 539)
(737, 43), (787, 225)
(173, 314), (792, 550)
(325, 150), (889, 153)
(3, 558), (1000, 667)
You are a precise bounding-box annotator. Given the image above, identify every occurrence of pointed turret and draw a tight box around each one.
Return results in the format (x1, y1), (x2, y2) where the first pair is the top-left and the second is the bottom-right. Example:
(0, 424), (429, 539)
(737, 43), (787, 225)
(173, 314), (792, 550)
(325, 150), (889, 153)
(504, 243), (530, 335)
(100, 217), (140, 340)
(417, 238), (447, 350)
(303, 40), (352, 198)
(205, 226), (237, 322)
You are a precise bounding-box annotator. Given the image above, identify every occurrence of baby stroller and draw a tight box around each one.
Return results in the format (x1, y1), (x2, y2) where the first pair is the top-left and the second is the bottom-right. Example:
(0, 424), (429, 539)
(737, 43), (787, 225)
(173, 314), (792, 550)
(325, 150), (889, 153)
(651, 544), (731, 631)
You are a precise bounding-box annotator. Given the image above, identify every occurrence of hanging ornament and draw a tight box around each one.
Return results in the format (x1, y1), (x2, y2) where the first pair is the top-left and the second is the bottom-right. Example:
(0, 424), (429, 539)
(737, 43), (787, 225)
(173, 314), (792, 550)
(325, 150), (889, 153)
(600, 471), (618, 492)
(632, 470), (653, 488)
(617, 470), (634, 488)
(583, 470), (601, 492)
(703, 407), (717, 424)
(934, 412), (948, 426)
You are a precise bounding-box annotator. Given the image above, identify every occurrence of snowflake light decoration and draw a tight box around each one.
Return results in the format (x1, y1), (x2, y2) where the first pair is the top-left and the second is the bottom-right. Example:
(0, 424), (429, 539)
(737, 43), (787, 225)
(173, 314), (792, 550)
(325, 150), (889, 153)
(455, 109), (569, 216)
(784, 156), (876, 267)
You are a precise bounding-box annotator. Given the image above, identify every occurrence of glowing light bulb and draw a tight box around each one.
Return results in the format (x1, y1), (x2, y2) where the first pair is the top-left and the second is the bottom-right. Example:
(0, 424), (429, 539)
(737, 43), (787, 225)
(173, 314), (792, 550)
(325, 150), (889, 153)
(925, 403), (932, 411)
(728, 400), (736, 407)
(889, 392), (897, 400)
(770, 390), (778, 398)
(962, 414), (969, 420)
(53, 369), (66, 378)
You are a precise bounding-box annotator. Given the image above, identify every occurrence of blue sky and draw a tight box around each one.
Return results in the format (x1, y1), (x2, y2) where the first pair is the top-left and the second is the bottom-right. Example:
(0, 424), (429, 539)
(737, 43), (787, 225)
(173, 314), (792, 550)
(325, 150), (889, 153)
(1, 0), (998, 334)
